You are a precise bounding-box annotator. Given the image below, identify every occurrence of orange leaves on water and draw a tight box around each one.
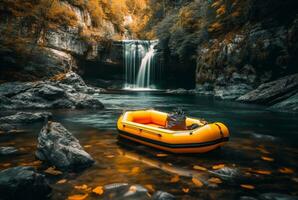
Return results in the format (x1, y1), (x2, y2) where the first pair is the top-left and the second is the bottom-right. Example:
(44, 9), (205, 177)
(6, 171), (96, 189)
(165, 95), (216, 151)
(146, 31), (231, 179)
(279, 167), (294, 174)
(156, 153), (168, 157)
(67, 194), (88, 200)
(192, 177), (203, 187)
(182, 188), (190, 193)
(74, 184), (92, 192)
(208, 177), (222, 184)
(57, 179), (67, 184)
(170, 175), (180, 183)
(193, 165), (207, 171)
(83, 145), (92, 148)
(131, 167), (140, 174)
(44, 167), (62, 175)
(261, 156), (274, 162)
(240, 184), (255, 190)
(212, 164), (225, 170)
(92, 186), (104, 195)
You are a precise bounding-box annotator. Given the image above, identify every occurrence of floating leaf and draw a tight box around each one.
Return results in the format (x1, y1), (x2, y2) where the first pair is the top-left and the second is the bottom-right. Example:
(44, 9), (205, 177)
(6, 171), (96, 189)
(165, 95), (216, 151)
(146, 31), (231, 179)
(2, 163), (11, 167)
(240, 184), (255, 190)
(192, 177), (203, 187)
(261, 156), (274, 162)
(83, 145), (92, 148)
(105, 155), (115, 158)
(156, 153), (168, 157)
(118, 168), (130, 173)
(251, 170), (272, 175)
(208, 177), (222, 184)
(44, 167), (62, 175)
(67, 194), (88, 200)
(212, 164), (225, 170)
(20, 160), (42, 167)
(131, 167), (140, 174)
(129, 185), (137, 193)
(74, 184), (89, 191)
(279, 167), (294, 174)
(170, 175), (180, 183)
(57, 179), (67, 184)
(145, 184), (155, 192)
(92, 186), (104, 195)
(182, 188), (189, 193)
(193, 165), (207, 171)
(256, 146), (270, 154)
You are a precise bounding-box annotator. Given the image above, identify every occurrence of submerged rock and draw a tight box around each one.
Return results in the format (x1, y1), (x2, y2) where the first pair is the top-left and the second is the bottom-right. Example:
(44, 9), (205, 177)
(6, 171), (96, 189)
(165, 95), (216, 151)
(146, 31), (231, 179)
(35, 121), (94, 171)
(103, 183), (150, 200)
(0, 166), (51, 200)
(152, 191), (176, 200)
(214, 84), (253, 100)
(259, 193), (298, 200)
(209, 167), (241, 180)
(270, 92), (298, 112)
(0, 112), (52, 124)
(0, 147), (18, 155)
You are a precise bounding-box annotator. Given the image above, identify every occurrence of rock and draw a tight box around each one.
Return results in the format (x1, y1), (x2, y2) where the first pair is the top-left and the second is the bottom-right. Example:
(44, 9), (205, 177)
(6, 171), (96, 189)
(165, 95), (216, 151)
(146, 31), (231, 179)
(152, 191), (176, 200)
(0, 147), (18, 155)
(0, 112), (52, 124)
(103, 183), (150, 200)
(35, 121), (94, 170)
(166, 88), (196, 94)
(259, 193), (298, 200)
(0, 72), (104, 109)
(209, 167), (241, 180)
(0, 123), (16, 132)
(214, 84), (253, 100)
(270, 92), (298, 112)
(0, 166), (51, 200)
(240, 197), (258, 200)
(237, 73), (298, 105)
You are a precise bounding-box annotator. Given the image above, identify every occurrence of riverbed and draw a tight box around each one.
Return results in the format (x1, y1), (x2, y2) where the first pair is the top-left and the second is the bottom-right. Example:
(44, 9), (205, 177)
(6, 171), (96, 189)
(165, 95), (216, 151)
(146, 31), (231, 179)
(1, 92), (298, 199)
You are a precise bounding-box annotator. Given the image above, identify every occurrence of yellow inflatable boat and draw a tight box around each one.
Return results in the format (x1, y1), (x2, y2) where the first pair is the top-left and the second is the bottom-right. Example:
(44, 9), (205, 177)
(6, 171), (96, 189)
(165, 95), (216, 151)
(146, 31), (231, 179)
(117, 109), (229, 153)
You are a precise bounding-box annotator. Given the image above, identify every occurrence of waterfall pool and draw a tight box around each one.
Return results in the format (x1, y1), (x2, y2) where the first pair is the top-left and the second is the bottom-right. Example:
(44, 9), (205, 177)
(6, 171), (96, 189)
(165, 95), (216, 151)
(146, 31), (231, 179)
(1, 92), (297, 199)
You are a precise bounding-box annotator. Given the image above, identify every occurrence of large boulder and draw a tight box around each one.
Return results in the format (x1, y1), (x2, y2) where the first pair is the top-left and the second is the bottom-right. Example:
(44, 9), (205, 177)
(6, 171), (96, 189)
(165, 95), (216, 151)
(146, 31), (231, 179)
(237, 73), (298, 105)
(0, 166), (51, 200)
(35, 121), (94, 171)
(0, 112), (52, 124)
(0, 73), (104, 110)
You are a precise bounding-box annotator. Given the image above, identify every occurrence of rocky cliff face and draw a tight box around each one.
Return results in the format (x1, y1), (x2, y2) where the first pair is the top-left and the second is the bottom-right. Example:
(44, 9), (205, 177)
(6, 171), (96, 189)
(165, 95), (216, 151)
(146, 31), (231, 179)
(0, 0), (115, 81)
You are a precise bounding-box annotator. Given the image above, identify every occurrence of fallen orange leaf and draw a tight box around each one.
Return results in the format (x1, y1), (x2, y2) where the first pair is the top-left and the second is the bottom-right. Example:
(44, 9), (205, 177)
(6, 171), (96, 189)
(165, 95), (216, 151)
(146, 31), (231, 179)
(131, 167), (140, 174)
(67, 194), (88, 200)
(261, 156), (274, 162)
(256, 146), (270, 154)
(57, 179), (67, 184)
(83, 145), (92, 148)
(105, 155), (114, 158)
(279, 167), (294, 174)
(145, 184), (155, 192)
(208, 177), (222, 184)
(170, 175), (180, 183)
(92, 186), (104, 195)
(240, 184), (255, 190)
(212, 164), (225, 170)
(193, 165), (207, 171)
(156, 153), (168, 157)
(74, 184), (89, 191)
(182, 188), (189, 193)
(192, 177), (203, 187)
(251, 170), (272, 175)
(2, 163), (11, 167)
(44, 167), (62, 175)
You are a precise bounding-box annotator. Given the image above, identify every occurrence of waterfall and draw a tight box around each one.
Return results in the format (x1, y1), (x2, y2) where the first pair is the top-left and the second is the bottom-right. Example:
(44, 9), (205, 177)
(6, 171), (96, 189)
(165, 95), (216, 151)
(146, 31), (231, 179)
(123, 40), (159, 89)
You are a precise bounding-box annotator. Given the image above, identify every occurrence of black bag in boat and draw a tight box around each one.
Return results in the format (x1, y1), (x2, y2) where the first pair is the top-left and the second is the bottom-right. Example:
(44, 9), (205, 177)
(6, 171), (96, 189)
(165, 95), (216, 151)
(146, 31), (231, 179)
(166, 109), (187, 130)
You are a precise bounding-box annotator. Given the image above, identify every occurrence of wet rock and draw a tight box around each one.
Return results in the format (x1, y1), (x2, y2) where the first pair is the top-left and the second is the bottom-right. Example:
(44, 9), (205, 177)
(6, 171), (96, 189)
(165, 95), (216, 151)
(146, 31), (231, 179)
(166, 88), (196, 94)
(214, 84), (253, 100)
(152, 191), (176, 200)
(0, 72), (104, 109)
(259, 193), (298, 200)
(0, 123), (16, 132)
(237, 73), (298, 105)
(103, 183), (150, 200)
(270, 92), (298, 112)
(210, 167), (241, 180)
(0, 147), (18, 155)
(240, 197), (258, 200)
(0, 166), (51, 200)
(35, 121), (94, 171)
(0, 112), (52, 124)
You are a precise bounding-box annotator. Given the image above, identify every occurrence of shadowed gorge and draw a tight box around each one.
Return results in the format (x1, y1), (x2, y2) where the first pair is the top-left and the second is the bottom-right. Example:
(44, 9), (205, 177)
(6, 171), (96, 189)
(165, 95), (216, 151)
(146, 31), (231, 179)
(0, 0), (298, 200)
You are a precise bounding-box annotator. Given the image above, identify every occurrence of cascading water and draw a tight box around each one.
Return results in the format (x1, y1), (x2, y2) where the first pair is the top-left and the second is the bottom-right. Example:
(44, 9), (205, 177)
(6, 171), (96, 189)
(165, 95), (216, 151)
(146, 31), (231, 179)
(123, 40), (160, 90)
